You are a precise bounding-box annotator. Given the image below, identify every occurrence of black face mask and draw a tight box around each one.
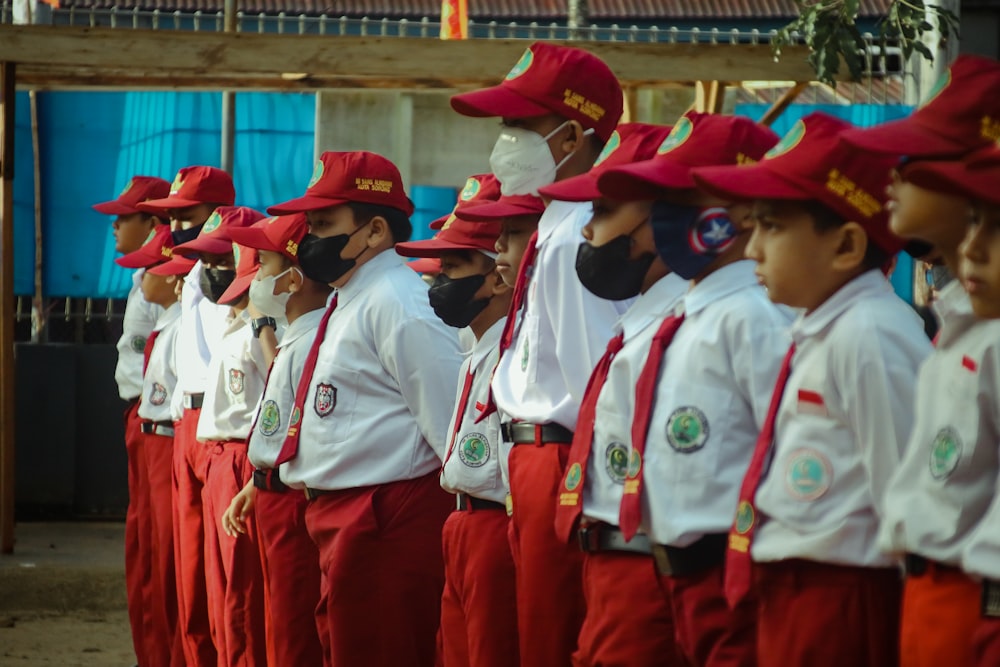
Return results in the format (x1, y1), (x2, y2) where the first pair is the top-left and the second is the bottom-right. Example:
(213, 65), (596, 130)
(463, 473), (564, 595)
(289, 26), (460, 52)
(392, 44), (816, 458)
(575, 236), (654, 300)
(298, 225), (370, 284)
(199, 267), (237, 304)
(171, 223), (204, 245)
(428, 273), (490, 328)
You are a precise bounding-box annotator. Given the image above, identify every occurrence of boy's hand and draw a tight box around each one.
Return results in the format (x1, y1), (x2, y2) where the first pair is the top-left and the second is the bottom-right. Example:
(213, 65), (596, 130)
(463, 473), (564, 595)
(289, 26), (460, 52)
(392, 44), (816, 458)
(222, 480), (256, 538)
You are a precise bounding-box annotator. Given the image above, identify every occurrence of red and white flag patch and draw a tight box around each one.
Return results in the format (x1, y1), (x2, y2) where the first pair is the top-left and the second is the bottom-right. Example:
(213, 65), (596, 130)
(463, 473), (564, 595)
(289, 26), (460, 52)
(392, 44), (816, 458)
(797, 389), (828, 416)
(962, 355), (978, 373)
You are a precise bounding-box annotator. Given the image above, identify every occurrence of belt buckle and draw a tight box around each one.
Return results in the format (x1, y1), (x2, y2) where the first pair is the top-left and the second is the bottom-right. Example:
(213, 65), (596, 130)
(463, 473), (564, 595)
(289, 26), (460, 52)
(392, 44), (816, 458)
(577, 524), (599, 553)
(651, 544), (673, 577)
(500, 422), (513, 443)
(304, 488), (319, 501)
(983, 579), (1000, 618)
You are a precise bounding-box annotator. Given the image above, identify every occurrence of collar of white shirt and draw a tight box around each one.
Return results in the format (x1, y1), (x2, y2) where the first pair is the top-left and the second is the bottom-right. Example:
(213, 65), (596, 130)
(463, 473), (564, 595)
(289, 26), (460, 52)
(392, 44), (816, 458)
(616, 272), (687, 340)
(680, 259), (758, 318)
(154, 301), (182, 330)
(932, 279), (973, 325)
(334, 248), (405, 308)
(791, 268), (892, 343)
(536, 199), (589, 246)
(469, 317), (505, 368)
(278, 306), (325, 350)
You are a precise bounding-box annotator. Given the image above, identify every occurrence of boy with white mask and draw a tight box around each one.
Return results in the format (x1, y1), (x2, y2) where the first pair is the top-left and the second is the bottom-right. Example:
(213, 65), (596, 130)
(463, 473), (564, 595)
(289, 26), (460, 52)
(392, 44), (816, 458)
(222, 213), (331, 667)
(450, 42), (627, 667)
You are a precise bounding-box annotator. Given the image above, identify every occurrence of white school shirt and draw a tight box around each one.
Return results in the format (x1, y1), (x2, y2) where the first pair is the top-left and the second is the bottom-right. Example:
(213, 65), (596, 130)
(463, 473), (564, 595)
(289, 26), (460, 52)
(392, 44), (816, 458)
(880, 281), (1000, 569)
(753, 270), (932, 567)
(280, 250), (465, 490)
(137, 302), (182, 423)
(440, 318), (507, 504)
(580, 273), (687, 527)
(247, 308), (324, 470)
(639, 261), (793, 546)
(196, 309), (271, 442)
(491, 199), (633, 431)
(116, 269), (163, 400)
(170, 260), (230, 420)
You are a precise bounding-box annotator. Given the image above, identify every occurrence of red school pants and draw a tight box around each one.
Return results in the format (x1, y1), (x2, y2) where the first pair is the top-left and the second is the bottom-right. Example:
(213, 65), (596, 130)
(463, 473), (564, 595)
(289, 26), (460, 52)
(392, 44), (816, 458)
(974, 615), (1000, 667)
(440, 503), (519, 667)
(141, 429), (182, 667)
(754, 559), (901, 667)
(123, 401), (150, 666)
(304, 471), (453, 667)
(172, 407), (217, 667)
(254, 480), (325, 667)
(900, 563), (979, 667)
(202, 440), (267, 667)
(657, 562), (755, 667)
(507, 443), (586, 667)
(576, 550), (682, 667)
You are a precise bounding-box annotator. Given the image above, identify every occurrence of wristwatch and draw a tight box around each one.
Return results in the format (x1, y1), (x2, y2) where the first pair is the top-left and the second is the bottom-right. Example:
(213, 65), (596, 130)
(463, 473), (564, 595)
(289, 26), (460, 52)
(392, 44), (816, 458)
(251, 316), (277, 339)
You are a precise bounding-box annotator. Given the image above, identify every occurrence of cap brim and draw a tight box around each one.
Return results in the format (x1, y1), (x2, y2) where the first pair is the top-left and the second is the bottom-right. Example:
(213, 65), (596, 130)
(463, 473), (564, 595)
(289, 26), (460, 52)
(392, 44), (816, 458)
(218, 273), (254, 304)
(597, 161), (695, 200)
(147, 256), (196, 276)
(691, 164), (813, 204)
(456, 200), (546, 221)
(93, 200), (139, 216)
(228, 226), (280, 253)
(428, 214), (451, 231)
(407, 257), (441, 274)
(115, 250), (160, 269)
(905, 160), (1000, 205)
(136, 195), (202, 213)
(538, 174), (601, 202)
(450, 85), (552, 119)
(266, 195), (350, 215)
(173, 237), (234, 257)
(396, 238), (494, 258)
(839, 120), (968, 158)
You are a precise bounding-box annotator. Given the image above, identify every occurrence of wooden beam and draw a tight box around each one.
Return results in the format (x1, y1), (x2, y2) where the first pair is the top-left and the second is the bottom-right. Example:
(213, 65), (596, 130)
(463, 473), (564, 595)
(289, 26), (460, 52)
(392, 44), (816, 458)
(0, 25), (821, 88)
(694, 80), (725, 114)
(0, 61), (15, 554)
(758, 81), (809, 127)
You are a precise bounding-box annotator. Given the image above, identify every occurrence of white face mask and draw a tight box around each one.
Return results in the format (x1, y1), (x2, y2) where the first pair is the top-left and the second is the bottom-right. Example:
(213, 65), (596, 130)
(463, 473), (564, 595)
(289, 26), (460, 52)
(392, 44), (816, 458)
(248, 267), (298, 319)
(489, 121), (594, 196)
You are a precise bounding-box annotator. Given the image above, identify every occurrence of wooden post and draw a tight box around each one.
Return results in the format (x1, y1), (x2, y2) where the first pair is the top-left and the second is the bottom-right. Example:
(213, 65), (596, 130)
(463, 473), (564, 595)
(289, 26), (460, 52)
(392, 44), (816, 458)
(220, 0), (236, 173)
(758, 82), (809, 127)
(0, 61), (16, 554)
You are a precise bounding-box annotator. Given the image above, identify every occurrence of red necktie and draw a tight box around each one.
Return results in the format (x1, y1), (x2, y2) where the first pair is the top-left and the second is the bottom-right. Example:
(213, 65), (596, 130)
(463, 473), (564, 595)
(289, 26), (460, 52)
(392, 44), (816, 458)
(142, 330), (160, 375)
(554, 331), (626, 542)
(442, 369), (476, 467)
(274, 294), (338, 466)
(478, 230), (539, 423)
(618, 313), (685, 541)
(724, 343), (796, 607)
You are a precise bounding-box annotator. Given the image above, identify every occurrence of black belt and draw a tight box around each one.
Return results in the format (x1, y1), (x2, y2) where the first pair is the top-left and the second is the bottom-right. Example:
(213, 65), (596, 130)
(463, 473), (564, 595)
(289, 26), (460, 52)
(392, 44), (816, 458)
(304, 487), (331, 501)
(183, 393), (204, 410)
(983, 579), (1000, 618)
(652, 534), (727, 578)
(904, 553), (961, 578)
(501, 422), (574, 445)
(455, 493), (505, 512)
(140, 421), (175, 437)
(578, 523), (652, 555)
(252, 468), (289, 493)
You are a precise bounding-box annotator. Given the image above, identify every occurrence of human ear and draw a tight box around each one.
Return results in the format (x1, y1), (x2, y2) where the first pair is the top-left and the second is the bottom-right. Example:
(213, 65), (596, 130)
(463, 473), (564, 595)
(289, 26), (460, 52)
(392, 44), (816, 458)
(830, 221), (868, 272)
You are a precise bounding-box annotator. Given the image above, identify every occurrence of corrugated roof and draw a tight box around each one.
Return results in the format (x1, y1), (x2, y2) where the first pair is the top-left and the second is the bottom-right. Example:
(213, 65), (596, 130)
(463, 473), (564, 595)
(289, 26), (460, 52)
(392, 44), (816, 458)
(59, 0), (893, 19)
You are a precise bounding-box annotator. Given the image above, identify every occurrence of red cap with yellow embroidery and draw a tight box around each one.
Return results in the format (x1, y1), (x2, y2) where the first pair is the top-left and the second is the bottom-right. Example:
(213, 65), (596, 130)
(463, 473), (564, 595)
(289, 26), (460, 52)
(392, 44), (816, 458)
(228, 213), (309, 263)
(137, 166), (235, 213)
(217, 242), (262, 304)
(115, 224), (175, 269)
(428, 173), (502, 231)
(172, 206), (267, 257)
(904, 145), (1000, 207)
(94, 176), (172, 216)
(267, 151), (415, 216)
(450, 42), (624, 142)
(692, 112), (905, 253)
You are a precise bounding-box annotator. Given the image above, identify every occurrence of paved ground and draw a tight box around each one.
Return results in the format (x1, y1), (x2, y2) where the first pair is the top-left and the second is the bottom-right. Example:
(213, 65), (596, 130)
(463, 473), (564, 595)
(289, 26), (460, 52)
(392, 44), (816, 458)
(0, 522), (136, 666)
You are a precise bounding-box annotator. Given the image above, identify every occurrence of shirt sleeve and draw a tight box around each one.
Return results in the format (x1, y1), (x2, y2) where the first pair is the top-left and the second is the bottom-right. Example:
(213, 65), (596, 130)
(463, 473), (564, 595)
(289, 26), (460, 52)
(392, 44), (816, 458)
(731, 304), (793, 429)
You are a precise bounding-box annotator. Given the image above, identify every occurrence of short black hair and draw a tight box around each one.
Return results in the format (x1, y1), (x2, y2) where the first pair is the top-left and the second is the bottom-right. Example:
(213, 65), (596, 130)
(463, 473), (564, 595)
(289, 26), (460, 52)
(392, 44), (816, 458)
(347, 202), (412, 243)
(805, 201), (890, 272)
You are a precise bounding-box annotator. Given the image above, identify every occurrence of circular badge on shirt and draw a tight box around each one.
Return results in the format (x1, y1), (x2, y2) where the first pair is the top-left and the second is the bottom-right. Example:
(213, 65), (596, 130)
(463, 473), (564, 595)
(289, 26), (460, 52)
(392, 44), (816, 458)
(784, 448), (833, 501)
(929, 426), (962, 480)
(258, 399), (280, 437)
(459, 433), (490, 468)
(149, 382), (167, 406)
(130, 335), (147, 353)
(605, 442), (629, 483)
(665, 406), (709, 453)
(734, 500), (755, 535)
(564, 462), (583, 491)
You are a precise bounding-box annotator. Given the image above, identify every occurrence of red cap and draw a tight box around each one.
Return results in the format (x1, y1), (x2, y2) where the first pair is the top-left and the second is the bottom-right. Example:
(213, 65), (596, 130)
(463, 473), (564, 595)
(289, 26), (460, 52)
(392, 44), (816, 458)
(228, 213), (308, 262)
(173, 206), (266, 257)
(137, 166), (235, 213)
(840, 55), (1000, 158)
(428, 174), (502, 231)
(537, 123), (672, 202)
(598, 112), (780, 199)
(115, 224), (175, 269)
(450, 42), (624, 142)
(396, 215), (502, 258)
(147, 255), (197, 277)
(268, 151), (415, 216)
(94, 176), (171, 216)
(454, 193), (547, 222)
(692, 112), (905, 254)
(407, 257), (442, 274)
(904, 145), (1000, 207)
(217, 242), (261, 304)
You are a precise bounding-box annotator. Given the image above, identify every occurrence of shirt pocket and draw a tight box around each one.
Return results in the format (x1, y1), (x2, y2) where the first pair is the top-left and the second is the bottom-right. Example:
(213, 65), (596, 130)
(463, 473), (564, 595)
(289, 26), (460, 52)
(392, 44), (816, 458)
(518, 311), (540, 384)
(308, 361), (359, 446)
(448, 426), (503, 497)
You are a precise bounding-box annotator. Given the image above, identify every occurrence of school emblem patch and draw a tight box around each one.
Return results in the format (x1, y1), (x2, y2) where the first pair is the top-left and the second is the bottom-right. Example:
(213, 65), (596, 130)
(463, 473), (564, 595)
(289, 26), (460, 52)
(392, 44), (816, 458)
(149, 382), (168, 406)
(564, 462), (583, 491)
(593, 130), (622, 167)
(505, 48), (534, 80)
(784, 448), (832, 501)
(119, 179), (135, 197)
(202, 211), (223, 234)
(657, 116), (694, 155)
(605, 442), (635, 483)
(308, 160), (325, 188)
(459, 433), (490, 467)
(228, 369), (245, 395)
(666, 406), (709, 453)
(734, 500), (755, 535)
(289, 406), (301, 427)
(460, 177), (481, 201)
(929, 427), (962, 480)
(765, 119), (806, 159)
(688, 208), (736, 256)
(314, 382), (337, 417)
(258, 399), (280, 437)
(130, 335), (147, 353)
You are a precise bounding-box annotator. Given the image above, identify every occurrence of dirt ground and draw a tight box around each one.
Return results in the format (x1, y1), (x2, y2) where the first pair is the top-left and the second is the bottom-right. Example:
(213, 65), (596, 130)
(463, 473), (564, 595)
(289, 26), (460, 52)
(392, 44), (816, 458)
(0, 610), (135, 667)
